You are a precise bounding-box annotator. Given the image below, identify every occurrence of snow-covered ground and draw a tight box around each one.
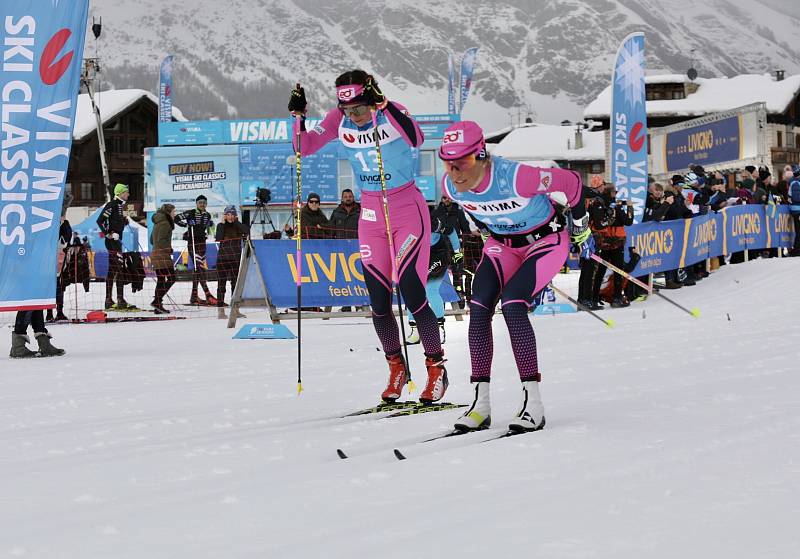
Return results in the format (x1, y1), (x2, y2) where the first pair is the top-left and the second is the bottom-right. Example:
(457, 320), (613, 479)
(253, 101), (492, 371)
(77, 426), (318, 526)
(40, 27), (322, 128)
(2, 259), (799, 558)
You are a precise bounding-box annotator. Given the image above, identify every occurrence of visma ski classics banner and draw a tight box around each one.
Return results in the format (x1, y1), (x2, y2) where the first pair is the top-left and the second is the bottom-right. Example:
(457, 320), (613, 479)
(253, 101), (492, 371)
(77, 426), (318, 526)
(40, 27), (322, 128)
(611, 32), (648, 224)
(0, 1), (90, 311)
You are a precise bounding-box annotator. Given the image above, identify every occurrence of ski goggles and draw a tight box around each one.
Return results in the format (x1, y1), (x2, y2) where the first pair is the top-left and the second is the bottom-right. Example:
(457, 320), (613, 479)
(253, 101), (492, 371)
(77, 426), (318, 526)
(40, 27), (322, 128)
(442, 153), (478, 174)
(341, 104), (370, 118)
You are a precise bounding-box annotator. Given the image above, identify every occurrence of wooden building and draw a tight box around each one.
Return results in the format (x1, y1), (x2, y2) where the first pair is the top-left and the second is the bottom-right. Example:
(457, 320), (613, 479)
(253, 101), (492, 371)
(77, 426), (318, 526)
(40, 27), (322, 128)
(583, 73), (800, 177)
(67, 89), (185, 216)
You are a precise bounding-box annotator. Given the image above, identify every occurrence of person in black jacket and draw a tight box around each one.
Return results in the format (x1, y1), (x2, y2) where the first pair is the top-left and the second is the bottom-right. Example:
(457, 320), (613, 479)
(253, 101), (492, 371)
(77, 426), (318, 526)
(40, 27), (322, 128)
(432, 195), (471, 304)
(588, 185), (634, 307)
(329, 189), (360, 239)
(175, 195), (216, 305)
(215, 206), (250, 313)
(577, 175), (606, 308)
(49, 198), (74, 322)
(97, 183), (132, 309)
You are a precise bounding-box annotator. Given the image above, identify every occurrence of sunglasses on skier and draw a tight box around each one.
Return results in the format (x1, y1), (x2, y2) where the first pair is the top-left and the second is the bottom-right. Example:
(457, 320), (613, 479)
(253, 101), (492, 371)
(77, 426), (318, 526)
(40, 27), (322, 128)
(442, 154), (478, 174)
(341, 104), (370, 118)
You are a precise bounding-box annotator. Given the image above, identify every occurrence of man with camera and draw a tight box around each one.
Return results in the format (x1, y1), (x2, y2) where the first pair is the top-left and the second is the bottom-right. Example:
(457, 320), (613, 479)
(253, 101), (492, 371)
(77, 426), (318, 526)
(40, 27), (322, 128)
(175, 195), (216, 305)
(588, 184), (634, 307)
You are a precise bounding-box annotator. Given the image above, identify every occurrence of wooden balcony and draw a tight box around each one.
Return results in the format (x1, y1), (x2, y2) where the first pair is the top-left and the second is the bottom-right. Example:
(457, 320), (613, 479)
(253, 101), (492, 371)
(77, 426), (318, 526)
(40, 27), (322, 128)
(771, 146), (800, 166)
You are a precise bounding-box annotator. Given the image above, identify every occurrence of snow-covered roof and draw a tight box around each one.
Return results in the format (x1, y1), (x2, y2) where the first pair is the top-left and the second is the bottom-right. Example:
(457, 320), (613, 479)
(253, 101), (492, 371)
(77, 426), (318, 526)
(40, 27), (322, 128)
(73, 89), (186, 141)
(492, 124), (605, 162)
(584, 73), (800, 120)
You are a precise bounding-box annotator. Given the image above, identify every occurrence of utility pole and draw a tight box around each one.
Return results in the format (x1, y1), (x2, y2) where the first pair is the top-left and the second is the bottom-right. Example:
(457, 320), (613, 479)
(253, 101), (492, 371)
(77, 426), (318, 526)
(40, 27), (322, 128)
(81, 17), (111, 202)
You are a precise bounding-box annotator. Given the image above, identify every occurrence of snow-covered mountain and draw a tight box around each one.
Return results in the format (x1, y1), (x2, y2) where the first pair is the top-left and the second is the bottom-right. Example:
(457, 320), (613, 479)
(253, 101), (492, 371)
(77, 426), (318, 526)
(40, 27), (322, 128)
(85, 0), (800, 129)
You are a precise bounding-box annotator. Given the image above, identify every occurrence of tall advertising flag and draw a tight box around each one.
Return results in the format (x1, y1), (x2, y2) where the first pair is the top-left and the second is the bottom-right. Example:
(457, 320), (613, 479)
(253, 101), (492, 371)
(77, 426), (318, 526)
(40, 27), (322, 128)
(447, 52), (456, 115)
(0, 0), (90, 311)
(458, 47), (479, 114)
(159, 55), (174, 124)
(611, 32), (648, 224)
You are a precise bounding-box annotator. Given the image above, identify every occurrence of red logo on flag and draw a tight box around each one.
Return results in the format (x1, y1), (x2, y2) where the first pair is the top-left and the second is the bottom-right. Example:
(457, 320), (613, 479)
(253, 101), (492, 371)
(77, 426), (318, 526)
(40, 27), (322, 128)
(40, 29), (75, 85)
(629, 122), (646, 153)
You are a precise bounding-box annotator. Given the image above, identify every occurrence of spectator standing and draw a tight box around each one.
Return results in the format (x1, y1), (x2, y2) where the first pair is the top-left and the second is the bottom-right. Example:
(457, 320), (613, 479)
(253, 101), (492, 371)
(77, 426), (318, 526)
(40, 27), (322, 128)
(329, 189), (360, 238)
(49, 202), (73, 322)
(175, 195), (216, 305)
(215, 206), (250, 316)
(588, 184), (634, 307)
(297, 192), (330, 239)
(788, 165), (800, 256)
(150, 204), (177, 314)
(406, 215), (450, 345)
(577, 175), (606, 309)
(97, 183), (133, 310)
(432, 194), (472, 305)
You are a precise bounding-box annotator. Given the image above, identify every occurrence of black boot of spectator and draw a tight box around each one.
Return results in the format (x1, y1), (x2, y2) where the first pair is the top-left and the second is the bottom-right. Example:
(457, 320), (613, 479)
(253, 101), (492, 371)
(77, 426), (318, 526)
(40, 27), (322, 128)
(34, 332), (65, 357)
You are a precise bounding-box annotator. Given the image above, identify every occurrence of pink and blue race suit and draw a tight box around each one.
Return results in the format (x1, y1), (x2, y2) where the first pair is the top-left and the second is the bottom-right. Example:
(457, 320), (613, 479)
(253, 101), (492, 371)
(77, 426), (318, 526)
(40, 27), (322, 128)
(294, 103), (442, 358)
(442, 156), (585, 382)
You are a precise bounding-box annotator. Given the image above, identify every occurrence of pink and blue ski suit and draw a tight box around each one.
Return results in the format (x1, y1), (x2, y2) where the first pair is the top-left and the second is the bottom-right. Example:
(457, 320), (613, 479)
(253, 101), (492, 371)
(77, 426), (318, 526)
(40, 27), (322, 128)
(294, 103), (442, 358)
(442, 157), (585, 382)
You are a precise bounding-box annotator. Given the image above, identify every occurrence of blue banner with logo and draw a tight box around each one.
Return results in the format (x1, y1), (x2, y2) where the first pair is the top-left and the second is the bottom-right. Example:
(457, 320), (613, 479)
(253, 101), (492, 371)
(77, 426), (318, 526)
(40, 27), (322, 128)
(145, 145), (241, 210)
(624, 206), (795, 276)
(447, 52), (456, 115)
(722, 204), (768, 254)
(239, 143), (339, 204)
(611, 32), (648, 224)
(458, 47), (479, 114)
(252, 239), (371, 307)
(158, 55), (174, 124)
(159, 117), (325, 146)
(0, 0), (90, 311)
(251, 240), (460, 308)
(665, 115), (741, 173)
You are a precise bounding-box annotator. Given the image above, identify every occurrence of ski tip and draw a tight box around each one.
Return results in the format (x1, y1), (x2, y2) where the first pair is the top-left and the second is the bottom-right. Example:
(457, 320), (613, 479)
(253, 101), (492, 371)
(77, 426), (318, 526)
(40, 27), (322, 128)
(336, 449), (348, 459)
(393, 448), (407, 461)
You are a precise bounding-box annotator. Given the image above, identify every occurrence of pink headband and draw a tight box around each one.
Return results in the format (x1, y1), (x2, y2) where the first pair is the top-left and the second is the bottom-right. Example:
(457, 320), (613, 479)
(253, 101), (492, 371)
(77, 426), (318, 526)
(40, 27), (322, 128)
(336, 84), (365, 103)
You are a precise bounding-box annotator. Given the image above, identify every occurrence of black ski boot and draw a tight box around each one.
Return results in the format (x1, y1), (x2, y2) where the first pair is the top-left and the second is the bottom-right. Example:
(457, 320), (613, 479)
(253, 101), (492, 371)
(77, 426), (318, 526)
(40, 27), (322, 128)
(10, 333), (37, 358)
(34, 332), (65, 357)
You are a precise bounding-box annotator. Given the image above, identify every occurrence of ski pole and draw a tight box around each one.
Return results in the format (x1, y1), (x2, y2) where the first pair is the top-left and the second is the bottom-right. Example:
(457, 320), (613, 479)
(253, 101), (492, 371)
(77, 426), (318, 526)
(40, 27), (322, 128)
(294, 108), (304, 395)
(590, 253), (700, 317)
(370, 108), (415, 393)
(549, 283), (615, 328)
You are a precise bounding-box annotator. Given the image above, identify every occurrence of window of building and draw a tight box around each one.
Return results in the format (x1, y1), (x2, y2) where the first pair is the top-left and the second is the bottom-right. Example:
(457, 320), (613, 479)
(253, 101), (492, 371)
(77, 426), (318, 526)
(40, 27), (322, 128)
(777, 130), (783, 147)
(795, 133), (800, 148)
(672, 90), (685, 99)
(337, 159), (353, 193)
(64, 183), (72, 198)
(591, 163), (603, 174)
(80, 182), (94, 200)
(418, 150), (435, 176)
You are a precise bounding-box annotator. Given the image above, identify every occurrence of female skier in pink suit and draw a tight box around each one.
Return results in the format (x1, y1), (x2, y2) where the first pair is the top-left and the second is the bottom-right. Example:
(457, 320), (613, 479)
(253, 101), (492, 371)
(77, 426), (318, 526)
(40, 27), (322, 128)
(438, 121), (590, 433)
(288, 71), (446, 403)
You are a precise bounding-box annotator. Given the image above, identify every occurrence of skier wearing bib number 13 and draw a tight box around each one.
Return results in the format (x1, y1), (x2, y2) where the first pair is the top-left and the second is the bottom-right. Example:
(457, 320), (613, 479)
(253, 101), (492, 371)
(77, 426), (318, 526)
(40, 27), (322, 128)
(438, 121), (590, 433)
(287, 71), (446, 404)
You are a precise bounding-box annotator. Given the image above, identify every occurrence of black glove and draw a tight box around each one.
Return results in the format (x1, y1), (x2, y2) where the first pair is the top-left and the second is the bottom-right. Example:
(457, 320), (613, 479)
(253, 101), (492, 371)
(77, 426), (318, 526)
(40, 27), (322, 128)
(288, 83), (307, 113)
(362, 75), (386, 107)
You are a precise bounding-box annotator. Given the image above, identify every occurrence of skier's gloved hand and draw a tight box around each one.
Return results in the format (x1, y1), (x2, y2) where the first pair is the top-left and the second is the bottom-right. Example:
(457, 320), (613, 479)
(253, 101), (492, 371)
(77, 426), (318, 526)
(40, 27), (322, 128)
(288, 83), (307, 114)
(569, 214), (591, 247)
(363, 75), (387, 109)
(109, 232), (120, 241)
(452, 249), (464, 264)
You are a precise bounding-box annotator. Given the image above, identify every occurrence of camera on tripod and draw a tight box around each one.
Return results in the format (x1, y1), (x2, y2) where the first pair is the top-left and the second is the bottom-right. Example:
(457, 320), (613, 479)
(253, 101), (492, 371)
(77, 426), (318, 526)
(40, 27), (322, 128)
(255, 187), (272, 207)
